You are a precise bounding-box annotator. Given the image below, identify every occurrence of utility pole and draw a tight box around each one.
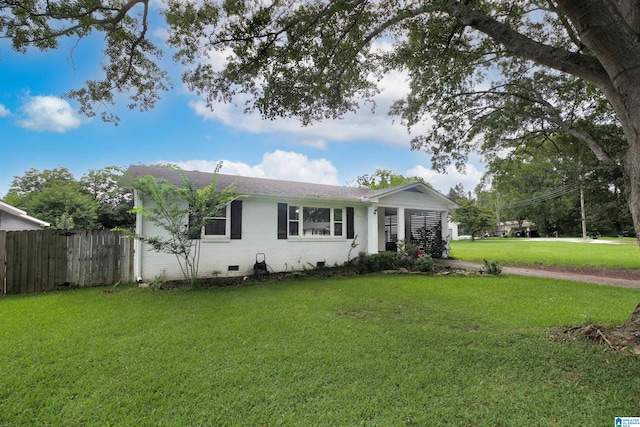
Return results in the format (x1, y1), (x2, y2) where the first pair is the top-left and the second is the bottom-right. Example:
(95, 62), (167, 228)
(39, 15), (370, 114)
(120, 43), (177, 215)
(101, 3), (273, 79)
(495, 192), (501, 237)
(580, 180), (587, 239)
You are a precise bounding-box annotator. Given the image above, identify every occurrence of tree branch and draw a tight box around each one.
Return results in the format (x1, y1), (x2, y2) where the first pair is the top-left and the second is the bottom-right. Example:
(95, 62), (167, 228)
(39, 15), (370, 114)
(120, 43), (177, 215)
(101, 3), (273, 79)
(444, 0), (610, 87)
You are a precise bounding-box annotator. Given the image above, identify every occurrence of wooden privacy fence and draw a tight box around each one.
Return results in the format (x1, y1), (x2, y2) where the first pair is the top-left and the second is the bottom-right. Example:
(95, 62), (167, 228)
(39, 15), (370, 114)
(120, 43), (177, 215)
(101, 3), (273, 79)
(0, 229), (134, 295)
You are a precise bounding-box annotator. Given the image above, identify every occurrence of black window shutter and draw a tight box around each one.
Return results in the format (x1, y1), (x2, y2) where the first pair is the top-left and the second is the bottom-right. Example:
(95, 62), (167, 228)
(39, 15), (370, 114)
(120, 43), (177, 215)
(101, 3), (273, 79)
(277, 203), (288, 239)
(230, 200), (242, 239)
(346, 207), (355, 239)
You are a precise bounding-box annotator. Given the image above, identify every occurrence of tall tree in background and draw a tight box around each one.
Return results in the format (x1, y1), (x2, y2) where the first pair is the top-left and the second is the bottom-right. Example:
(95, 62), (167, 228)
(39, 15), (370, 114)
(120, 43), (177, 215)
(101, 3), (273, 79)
(4, 167), (98, 228)
(351, 169), (428, 190)
(486, 127), (632, 237)
(450, 199), (495, 241)
(81, 166), (135, 229)
(447, 184), (468, 203)
(3, 166), (134, 229)
(5, 167), (75, 196)
(489, 148), (579, 236)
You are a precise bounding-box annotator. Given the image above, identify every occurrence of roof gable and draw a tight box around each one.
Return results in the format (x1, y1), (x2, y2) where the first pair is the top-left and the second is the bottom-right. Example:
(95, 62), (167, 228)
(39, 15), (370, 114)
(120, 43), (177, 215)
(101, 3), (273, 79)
(364, 182), (458, 209)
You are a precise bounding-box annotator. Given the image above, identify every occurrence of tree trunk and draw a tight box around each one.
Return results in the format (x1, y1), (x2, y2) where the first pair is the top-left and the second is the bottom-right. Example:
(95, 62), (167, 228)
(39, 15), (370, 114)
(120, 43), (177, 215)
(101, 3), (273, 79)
(553, 1), (640, 321)
(599, 83), (640, 322)
(609, 98), (640, 322)
(622, 143), (640, 247)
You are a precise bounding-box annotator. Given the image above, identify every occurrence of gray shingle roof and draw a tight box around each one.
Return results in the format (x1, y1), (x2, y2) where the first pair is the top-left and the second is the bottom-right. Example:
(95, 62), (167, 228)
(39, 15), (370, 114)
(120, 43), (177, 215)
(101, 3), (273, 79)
(127, 164), (373, 201)
(126, 164), (457, 207)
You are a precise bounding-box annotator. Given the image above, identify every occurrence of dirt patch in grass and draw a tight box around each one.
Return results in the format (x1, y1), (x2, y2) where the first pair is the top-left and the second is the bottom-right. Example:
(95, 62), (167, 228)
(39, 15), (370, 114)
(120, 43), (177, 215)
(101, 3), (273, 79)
(557, 303), (640, 355)
(533, 265), (640, 282)
(560, 323), (640, 355)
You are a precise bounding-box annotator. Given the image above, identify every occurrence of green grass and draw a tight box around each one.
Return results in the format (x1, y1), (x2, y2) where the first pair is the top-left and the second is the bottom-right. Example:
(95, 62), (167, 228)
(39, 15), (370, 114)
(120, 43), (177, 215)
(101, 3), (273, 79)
(450, 237), (640, 268)
(2, 276), (640, 426)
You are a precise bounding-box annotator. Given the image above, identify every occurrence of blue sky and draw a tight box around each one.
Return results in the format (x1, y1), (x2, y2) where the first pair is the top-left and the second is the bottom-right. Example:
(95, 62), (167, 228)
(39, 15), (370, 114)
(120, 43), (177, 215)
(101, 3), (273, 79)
(0, 13), (484, 198)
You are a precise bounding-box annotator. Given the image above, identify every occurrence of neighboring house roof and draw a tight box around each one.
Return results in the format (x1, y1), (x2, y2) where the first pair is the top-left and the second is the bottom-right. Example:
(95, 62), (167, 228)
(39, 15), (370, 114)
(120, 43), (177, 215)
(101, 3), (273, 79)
(126, 164), (458, 208)
(0, 200), (50, 228)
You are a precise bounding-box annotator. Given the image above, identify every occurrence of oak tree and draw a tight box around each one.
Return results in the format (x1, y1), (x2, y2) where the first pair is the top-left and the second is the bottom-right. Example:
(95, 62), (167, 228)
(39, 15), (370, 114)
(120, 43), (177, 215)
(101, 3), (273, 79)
(7, 0), (640, 336)
(5, 0), (640, 244)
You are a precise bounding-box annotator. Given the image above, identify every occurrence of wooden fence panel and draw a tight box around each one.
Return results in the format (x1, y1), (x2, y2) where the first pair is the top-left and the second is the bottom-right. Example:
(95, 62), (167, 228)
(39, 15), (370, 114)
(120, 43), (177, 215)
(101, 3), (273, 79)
(0, 231), (6, 294)
(46, 230), (58, 291)
(0, 229), (134, 295)
(5, 232), (16, 294)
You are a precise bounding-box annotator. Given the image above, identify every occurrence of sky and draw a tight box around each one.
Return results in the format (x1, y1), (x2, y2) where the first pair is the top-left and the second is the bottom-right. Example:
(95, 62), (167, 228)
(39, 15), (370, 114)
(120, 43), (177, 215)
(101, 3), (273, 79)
(0, 10), (485, 198)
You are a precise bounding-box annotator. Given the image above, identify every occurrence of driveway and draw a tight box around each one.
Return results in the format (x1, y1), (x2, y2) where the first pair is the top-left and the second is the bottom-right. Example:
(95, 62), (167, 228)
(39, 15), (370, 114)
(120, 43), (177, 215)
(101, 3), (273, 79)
(434, 259), (640, 289)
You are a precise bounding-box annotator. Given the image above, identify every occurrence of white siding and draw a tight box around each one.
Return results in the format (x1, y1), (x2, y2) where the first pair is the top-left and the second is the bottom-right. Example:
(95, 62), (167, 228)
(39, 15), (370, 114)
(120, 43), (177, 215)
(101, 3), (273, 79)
(377, 189), (453, 211)
(0, 211), (44, 231)
(138, 196), (367, 281)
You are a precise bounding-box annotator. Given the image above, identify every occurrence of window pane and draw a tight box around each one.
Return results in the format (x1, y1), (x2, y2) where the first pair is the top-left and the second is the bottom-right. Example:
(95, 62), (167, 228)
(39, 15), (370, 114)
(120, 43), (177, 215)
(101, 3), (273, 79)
(303, 207), (330, 236)
(334, 223), (343, 236)
(205, 218), (226, 235)
(334, 208), (342, 221)
(289, 221), (299, 236)
(289, 206), (299, 220)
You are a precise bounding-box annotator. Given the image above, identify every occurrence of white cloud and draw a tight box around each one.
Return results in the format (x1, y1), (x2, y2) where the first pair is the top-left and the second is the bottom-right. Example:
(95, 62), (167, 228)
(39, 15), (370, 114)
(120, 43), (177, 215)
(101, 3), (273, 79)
(0, 104), (10, 117)
(406, 163), (485, 195)
(188, 66), (429, 148)
(166, 150), (340, 185)
(17, 96), (82, 133)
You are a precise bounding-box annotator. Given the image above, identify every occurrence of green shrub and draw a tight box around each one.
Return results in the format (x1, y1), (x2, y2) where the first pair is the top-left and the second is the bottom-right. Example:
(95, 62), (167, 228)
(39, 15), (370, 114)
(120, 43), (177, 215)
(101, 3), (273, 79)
(396, 239), (420, 269)
(482, 259), (502, 275)
(415, 255), (435, 272)
(351, 249), (432, 274)
(353, 251), (397, 273)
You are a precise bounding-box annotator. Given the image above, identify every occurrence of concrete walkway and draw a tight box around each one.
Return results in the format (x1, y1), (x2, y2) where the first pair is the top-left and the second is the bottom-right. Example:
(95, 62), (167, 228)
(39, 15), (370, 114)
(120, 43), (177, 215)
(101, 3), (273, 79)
(434, 259), (640, 289)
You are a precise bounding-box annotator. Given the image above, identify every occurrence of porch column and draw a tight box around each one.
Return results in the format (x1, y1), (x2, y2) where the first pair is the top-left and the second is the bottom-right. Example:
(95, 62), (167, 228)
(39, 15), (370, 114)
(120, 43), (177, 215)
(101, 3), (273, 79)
(441, 211), (450, 258)
(397, 207), (405, 244)
(367, 206), (379, 254)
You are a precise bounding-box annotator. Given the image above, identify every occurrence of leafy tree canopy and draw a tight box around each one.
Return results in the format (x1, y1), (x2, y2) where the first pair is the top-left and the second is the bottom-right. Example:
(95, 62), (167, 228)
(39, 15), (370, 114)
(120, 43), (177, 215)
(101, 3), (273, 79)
(3, 0), (640, 243)
(351, 169), (428, 190)
(447, 184), (468, 203)
(485, 128), (632, 236)
(3, 166), (133, 229)
(450, 199), (495, 241)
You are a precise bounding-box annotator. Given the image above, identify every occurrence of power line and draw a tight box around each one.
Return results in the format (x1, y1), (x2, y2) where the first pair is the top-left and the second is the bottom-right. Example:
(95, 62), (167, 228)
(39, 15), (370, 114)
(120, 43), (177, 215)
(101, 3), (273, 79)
(500, 183), (580, 209)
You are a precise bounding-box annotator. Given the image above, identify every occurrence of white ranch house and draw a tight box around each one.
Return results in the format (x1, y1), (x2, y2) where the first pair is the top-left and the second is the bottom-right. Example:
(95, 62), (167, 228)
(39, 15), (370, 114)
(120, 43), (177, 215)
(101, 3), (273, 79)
(128, 165), (458, 280)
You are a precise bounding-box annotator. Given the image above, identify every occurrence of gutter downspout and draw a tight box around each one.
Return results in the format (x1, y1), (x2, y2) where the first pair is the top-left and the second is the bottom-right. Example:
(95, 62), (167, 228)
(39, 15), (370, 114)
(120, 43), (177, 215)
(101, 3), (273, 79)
(133, 189), (144, 283)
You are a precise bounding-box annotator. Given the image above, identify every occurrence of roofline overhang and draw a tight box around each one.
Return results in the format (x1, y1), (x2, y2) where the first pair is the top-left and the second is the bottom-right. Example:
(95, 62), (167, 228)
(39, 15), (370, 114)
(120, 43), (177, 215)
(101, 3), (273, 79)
(0, 200), (50, 227)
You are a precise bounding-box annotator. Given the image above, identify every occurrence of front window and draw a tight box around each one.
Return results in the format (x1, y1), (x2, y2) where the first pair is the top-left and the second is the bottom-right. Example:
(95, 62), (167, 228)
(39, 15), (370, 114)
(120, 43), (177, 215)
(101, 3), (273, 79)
(288, 205), (343, 238)
(303, 207), (331, 236)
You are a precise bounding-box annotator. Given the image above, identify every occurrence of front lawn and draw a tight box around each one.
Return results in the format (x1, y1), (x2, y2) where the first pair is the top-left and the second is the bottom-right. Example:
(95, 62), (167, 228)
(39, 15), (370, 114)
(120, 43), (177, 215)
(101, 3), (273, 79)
(450, 237), (640, 268)
(1, 275), (640, 426)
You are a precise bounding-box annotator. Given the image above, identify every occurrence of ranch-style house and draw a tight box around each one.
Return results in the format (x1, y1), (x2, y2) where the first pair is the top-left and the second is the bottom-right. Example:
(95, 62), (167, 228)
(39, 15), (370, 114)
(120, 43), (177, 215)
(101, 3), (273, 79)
(127, 165), (458, 280)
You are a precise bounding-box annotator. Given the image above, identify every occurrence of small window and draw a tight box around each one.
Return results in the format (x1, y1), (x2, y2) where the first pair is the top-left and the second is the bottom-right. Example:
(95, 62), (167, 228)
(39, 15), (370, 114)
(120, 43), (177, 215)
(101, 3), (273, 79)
(289, 206), (300, 236)
(204, 206), (227, 236)
(334, 208), (343, 237)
